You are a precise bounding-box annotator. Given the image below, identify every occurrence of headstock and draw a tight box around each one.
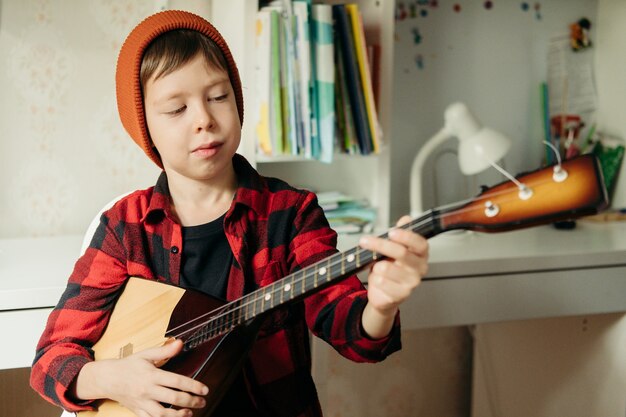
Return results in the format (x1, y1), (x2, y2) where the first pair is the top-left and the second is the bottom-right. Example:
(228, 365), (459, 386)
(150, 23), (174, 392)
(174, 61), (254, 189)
(439, 154), (609, 233)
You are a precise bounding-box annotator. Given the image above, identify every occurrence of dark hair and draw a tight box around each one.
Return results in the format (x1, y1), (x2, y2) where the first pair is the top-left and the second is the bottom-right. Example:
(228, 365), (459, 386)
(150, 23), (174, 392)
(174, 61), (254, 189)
(140, 29), (229, 92)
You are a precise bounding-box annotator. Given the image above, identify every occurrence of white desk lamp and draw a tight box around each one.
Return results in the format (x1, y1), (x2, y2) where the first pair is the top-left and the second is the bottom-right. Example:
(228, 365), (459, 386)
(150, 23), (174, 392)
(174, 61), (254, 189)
(410, 102), (512, 217)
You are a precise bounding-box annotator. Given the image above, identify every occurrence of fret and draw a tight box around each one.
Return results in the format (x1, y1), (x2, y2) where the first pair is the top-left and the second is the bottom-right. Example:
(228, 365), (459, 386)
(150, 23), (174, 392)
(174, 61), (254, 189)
(346, 251), (355, 265)
(314, 264), (318, 288)
(216, 313), (224, 334)
(254, 293), (262, 316)
(282, 280), (292, 304)
(301, 269), (306, 295)
(224, 310), (230, 331)
(233, 303), (241, 326)
(279, 280), (284, 304)
(222, 310), (230, 332)
(263, 289), (272, 311)
(327, 257), (332, 282)
(269, 286), (275, 309)
(356, 248), (360, 267)
(361, 250), (371, 265)
(318, 264), (327, 283)
(341, 253), (346, 275)
(290, 274), (295, 299)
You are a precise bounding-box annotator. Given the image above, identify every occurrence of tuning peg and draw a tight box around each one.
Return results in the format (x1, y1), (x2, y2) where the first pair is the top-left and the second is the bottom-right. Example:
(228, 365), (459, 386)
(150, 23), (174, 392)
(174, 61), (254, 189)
(553, 165), (568, 182)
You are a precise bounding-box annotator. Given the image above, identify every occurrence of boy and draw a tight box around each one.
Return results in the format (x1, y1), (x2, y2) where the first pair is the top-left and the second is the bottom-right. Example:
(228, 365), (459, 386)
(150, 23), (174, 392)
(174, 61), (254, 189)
(31, 10), (428, 417)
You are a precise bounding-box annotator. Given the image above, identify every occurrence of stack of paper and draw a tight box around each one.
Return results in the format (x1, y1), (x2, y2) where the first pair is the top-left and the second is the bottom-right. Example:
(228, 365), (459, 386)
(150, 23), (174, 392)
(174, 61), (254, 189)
(317, 191), (377, 234)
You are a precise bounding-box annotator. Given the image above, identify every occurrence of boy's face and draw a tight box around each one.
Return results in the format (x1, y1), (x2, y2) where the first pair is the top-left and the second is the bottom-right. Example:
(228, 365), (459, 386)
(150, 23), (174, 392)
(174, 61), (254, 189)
(144, 53), (241, 181)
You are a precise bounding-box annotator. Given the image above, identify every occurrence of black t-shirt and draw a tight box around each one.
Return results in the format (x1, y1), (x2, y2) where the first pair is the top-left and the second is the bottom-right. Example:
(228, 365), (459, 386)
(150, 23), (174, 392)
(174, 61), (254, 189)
(180, 214), (263, 416)
(180, 214), (232, 299)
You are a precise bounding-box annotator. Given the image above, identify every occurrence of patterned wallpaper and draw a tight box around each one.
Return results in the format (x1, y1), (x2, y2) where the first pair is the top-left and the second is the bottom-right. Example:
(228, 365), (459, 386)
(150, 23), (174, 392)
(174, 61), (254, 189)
(0, 0), (161, 238)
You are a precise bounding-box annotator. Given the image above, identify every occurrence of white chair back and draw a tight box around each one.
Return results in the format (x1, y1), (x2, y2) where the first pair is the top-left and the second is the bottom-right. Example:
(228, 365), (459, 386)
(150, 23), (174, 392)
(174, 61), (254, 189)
(60, 192), (132, 417)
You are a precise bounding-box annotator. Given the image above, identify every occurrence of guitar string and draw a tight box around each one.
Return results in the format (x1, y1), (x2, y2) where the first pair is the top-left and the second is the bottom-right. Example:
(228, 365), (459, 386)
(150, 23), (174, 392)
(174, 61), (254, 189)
(173, 173), (568, 341)
(175, 173), (566, 344)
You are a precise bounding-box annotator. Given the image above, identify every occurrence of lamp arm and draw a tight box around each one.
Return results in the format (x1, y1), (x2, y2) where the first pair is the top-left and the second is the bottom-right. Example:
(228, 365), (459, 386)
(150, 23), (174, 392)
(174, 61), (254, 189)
(410, 127), (451, 217)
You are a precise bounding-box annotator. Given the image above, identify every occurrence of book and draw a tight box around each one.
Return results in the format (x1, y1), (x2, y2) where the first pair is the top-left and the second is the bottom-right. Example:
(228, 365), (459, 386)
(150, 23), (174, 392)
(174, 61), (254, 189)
(265, 1), (297, 155)
(253, 10), (273, 156)
(334, 39), (359, 154)
(312, 4), (335, 163)
(280, 2), (301, 155)
(317, 191), (376, 234)
(268, 9), (284, 155)
(332, 4), (372, 155)
(346, 4), (382, 153)
(293, 0), (314, 159)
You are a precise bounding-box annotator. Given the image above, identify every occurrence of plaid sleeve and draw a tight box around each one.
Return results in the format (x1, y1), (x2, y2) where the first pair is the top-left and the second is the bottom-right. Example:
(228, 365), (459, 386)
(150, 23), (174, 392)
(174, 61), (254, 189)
(30, 212), (129, 411)
(289, 192), (401, 363)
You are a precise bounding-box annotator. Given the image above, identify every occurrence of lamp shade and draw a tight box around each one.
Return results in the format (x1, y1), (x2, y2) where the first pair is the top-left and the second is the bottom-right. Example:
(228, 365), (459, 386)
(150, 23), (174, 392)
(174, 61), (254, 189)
(444, 102), (512, 175)
(410, 102), (513, 216)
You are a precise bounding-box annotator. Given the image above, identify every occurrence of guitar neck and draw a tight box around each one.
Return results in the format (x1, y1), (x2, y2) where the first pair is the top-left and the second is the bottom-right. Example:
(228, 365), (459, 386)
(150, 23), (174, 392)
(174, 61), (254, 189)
(179, 212), (442, 350)
(179, 154), (610, 351)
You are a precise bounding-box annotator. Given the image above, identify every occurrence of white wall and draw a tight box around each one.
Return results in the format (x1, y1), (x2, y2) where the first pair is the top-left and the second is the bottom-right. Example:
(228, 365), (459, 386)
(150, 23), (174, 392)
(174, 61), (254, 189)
(390, 0), (599, 220)
(595, 0), (626, 208)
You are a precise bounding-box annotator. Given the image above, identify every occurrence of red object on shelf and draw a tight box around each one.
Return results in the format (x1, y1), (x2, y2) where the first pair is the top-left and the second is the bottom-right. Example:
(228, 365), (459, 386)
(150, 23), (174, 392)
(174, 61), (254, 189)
(550, 114), (583, 139)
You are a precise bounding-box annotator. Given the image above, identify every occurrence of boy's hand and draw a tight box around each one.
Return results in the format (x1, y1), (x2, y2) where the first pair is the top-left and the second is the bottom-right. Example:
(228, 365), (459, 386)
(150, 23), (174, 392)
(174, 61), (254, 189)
(74, 339), (208, 417)
(359, 215), (429, 339)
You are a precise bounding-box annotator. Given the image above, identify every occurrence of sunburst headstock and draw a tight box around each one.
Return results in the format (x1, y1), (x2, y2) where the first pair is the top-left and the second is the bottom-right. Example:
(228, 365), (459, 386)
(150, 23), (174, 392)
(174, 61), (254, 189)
(439, 154), (609, 232)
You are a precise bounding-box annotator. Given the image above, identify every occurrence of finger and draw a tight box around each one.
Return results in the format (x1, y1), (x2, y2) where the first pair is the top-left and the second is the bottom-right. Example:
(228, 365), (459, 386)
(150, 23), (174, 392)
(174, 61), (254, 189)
(139, 339), (184, 363)
(370, 261), (422, 287)
(396, 215), (412, 227)
(370, 275), (413, 300)
(151, 385), (206, 409)
(360, 235), (414, 263)
(135, 409), (151, 417)
(368, 271), (416, 305)
(143, 399), (193, 417)
(155, 370), (209, 397)
(388, 228), (429, 257)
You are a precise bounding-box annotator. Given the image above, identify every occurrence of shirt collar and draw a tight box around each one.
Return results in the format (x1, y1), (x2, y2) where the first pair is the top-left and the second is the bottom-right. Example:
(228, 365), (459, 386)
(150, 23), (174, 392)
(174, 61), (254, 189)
(231, 153), (268, 216)
(141, 154), (267, 224)
(141, 171), (172, 224)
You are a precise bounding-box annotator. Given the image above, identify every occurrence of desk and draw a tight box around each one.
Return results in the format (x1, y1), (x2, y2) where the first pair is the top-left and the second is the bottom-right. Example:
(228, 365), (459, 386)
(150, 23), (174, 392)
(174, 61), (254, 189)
(0, 235), (82, 370)
(2, 222), (626, 370)
(339, 221), (626, 328)
(326, 221), (626, 417)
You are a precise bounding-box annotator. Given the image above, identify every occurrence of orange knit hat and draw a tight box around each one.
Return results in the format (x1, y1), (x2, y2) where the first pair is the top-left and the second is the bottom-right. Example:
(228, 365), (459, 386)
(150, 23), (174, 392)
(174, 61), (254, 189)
(116, 10), (244, 168)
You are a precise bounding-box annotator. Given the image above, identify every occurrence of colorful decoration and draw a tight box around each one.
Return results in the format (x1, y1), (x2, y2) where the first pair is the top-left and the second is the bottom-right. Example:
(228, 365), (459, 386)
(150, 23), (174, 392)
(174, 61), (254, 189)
(534, 2), (542, 20)
(412, 27), (422, 45)
(415, 54), (424, 70)
(570, 18), (592, 51)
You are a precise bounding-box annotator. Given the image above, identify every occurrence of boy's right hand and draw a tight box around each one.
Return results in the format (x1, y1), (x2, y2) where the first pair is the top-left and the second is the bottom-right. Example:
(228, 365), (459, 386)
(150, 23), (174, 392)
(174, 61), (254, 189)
(74, 339), (209, 417)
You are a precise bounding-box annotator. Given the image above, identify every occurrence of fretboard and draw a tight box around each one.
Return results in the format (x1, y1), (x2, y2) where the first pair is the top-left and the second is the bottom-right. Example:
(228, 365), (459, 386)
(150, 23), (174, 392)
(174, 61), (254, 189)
(182, 211), (441, 350)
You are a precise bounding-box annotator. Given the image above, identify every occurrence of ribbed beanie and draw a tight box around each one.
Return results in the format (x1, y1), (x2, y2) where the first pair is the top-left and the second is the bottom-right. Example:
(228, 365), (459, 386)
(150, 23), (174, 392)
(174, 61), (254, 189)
(116, 10), (244, 168)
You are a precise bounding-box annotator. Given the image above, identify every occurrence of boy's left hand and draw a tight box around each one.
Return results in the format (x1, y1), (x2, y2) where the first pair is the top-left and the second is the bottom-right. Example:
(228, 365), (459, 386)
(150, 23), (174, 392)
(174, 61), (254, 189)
(359, 215), (429, 338)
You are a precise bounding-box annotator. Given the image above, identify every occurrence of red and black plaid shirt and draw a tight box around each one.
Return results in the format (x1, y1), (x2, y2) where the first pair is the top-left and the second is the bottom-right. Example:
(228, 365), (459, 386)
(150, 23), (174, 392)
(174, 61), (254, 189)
(31, 154), (401, 416)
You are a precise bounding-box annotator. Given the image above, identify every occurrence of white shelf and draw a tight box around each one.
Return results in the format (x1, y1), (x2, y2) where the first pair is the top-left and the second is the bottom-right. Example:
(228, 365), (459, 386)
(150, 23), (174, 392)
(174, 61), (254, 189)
(230, 0), (395, 228)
